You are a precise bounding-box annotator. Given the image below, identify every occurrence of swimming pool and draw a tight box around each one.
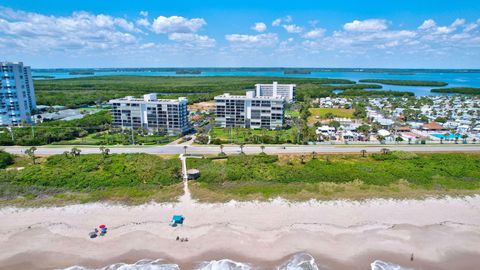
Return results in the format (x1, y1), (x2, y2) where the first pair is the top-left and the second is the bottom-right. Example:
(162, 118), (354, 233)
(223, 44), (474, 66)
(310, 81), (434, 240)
(431, 133), (463, 139)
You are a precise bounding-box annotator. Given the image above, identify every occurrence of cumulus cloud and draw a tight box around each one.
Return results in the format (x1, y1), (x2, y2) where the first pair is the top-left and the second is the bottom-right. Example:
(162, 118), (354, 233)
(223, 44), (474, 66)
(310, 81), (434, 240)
(151, 16), (206, 34)
(168, 33), (216, 48)
(272, 18), (282, 27)
(419, 19), (436, 30)
(283, 24), (303, 33)
(136, 18), (150, 27)
(225, 33), (278, 48)
(343, 19), (388, 32)
(0, 7), (139, 52)
(303, 28), (325, 39)
(251, 22), (267, 32)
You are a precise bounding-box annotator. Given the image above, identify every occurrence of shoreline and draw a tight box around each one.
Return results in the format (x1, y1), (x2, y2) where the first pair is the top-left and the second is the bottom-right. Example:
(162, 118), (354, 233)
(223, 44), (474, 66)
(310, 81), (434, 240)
(1, 197), (480, 269)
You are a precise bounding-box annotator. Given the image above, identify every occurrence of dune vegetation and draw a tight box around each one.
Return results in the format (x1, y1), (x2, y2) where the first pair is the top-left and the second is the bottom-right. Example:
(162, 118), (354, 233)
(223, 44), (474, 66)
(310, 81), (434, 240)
(187, 152), (480, 201)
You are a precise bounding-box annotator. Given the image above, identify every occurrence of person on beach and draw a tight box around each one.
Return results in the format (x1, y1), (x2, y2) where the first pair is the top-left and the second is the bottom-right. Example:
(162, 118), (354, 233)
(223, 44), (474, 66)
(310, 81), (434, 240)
(411, 253), (414, 261)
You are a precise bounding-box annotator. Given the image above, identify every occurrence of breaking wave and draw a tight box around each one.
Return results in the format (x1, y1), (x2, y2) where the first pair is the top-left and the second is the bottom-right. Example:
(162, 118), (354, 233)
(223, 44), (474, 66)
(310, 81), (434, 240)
(59, 254), (411, 270)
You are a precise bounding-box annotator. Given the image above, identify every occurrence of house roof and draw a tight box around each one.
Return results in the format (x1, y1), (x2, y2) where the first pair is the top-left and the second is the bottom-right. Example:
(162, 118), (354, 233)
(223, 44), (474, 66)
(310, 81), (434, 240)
(421, 122), (447, 130)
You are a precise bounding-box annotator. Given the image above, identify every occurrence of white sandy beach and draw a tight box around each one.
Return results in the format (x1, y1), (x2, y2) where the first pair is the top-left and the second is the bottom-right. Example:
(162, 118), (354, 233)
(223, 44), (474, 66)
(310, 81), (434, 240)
(1, 194), (480, 270)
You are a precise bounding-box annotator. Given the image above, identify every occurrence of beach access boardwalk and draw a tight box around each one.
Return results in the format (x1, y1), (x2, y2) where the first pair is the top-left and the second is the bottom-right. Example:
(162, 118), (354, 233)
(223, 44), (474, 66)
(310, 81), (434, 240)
(3, 144), (480, 156)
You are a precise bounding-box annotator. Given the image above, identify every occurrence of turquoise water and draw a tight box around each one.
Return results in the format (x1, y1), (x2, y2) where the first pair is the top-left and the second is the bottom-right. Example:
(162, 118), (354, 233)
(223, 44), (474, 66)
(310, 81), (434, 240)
(32, 69), (480, 96)
(431, 133), (462, 139)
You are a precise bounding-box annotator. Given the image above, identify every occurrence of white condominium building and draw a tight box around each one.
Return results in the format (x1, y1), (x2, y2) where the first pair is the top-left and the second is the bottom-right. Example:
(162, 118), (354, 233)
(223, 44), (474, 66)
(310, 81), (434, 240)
(255, 81), (296, 103)
(110, 93), (189, 135)
(0, 62), (36, 125)
(215, 91), (285, 130)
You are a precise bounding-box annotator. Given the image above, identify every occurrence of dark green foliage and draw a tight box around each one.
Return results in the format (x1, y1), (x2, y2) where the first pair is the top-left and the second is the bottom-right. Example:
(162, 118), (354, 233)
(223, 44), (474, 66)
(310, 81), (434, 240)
(187, 153), (480, 190)
(1, 154), (181, 194)
(0, 111), (111, 146)
(431, 87), (480, 95)
(34, 76), (354, 107)
(359, 79), (448, 87)
(0, 150), (14, 169)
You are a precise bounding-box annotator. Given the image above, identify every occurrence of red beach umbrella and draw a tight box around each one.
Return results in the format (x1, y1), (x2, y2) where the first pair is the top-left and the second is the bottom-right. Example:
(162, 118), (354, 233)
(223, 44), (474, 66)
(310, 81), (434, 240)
(99, 224), (106, 228)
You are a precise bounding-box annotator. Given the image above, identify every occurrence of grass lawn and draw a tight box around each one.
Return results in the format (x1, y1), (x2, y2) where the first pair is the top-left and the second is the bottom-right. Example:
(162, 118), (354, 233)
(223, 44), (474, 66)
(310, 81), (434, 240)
(308, 108), (354, 124)
(209, 126), (300, 144)
(187, 152), (480, 202)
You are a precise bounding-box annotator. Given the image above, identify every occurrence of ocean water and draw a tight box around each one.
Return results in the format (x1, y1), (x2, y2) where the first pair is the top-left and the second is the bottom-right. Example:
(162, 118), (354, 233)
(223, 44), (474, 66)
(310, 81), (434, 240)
(59, 253), (411, 270)
(32, 69), (480, 96)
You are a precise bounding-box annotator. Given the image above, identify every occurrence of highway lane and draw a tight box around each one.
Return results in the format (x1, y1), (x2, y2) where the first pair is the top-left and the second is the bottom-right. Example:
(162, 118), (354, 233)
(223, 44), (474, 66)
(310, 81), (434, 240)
(3, 144), (480, 156)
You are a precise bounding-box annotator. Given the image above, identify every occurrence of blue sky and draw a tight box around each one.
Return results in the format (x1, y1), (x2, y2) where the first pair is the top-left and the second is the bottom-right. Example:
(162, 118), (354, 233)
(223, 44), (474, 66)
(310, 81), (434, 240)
(1, 0), (479, 68)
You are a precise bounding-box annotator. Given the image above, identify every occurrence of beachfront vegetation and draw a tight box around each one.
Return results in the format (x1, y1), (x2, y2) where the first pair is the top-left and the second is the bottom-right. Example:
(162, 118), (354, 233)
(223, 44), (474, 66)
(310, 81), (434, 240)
(0, 150), (14, 169)
(359, 79), (448, 87)
(187, 152), (480, 201)
(431, 87), (480, 95)
(2, 152), (480, 205)
(0, 153), (182, 205)
(33, 76), (416, 108)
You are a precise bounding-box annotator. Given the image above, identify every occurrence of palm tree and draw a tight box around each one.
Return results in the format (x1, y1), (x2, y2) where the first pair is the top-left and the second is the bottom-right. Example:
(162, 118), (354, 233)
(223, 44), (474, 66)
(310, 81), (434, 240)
(25, 146), (37, 164)
(63, 151), (70, 158)
(219, 144), (224, 155)
(311, 151), (317, 159)
(361, 149), (367, 157)
(70, 147), (81, 157)
(300, 154), (305, 164)
(461, 134), (468, 144)
(260, 145), (265, 154)
(239, 143), (245, 154)
(381, 148), (390, 155)
(99, 146), (110, 157)
(183, 145), (188, 155)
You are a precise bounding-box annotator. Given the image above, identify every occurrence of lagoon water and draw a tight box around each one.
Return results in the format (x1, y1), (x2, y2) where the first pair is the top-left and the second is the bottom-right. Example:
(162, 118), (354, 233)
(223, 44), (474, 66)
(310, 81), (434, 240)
(32, 69), (480, 96)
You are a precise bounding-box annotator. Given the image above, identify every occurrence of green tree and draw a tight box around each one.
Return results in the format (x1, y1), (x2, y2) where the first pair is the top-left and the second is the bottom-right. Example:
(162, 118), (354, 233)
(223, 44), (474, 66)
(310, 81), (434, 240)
(70, 147), (81, 157)
(25, 146), (37, 164)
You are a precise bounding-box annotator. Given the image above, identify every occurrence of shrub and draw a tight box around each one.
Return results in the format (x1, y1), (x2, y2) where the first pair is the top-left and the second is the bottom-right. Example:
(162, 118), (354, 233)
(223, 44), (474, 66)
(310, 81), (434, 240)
(0, 150), (14, 169)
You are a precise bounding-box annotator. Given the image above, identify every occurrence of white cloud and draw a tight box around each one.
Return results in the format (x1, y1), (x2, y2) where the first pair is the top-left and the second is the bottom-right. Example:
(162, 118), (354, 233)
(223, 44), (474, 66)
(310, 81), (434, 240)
(251, 22), (267, 33)
(419, 19), (436, 30)
(0, 7), (139, 52)
(344, 19), (388, 32)
(303, 28), (325, 39)
(136, 18), (150, 27)
(451, 18), (466, 28)
(139, 11), (149, 17)
(418, 18), (467, 35)
(151, 16), (206, 34)
(168, 33), (216, 48)
(272, 18), (282, 27)
(225, 33), (278, 47)
(283, 24), (303, 33)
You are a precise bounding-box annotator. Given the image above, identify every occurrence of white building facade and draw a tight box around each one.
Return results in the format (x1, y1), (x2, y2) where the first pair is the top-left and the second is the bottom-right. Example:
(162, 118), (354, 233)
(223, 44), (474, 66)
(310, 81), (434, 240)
(0, 62), (36, 125)
(110, 94), (189, 135)
(214, 91), (284, 130)
(255, 81), (296, 103)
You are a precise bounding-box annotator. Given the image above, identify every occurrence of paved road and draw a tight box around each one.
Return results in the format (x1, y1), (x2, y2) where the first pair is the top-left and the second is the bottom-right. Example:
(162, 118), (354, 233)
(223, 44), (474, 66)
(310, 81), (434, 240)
(3, 144), (480, 155)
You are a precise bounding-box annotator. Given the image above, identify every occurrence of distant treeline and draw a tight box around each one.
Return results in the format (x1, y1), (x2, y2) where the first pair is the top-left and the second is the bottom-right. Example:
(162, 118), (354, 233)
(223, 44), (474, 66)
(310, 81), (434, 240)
(359, 79), (448, 87)
(33, 76), (416, 108)
(431, 87), (480, 95)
